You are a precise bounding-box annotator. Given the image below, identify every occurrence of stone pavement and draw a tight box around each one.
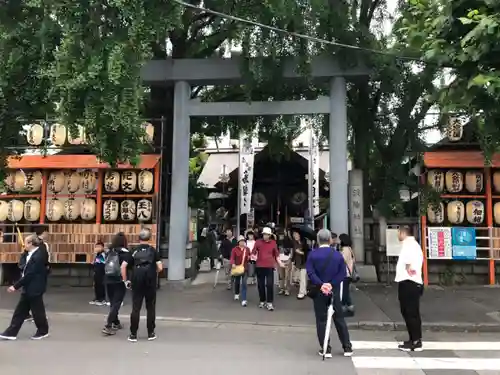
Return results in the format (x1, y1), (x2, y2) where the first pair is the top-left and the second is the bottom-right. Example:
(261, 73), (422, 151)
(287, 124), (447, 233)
(1, 281), (500, 332)
(1, 313), (500, 375)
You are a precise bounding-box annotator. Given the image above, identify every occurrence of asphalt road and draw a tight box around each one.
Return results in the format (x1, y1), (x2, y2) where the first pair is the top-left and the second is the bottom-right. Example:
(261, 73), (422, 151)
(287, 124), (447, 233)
(0, 312), (499, 375)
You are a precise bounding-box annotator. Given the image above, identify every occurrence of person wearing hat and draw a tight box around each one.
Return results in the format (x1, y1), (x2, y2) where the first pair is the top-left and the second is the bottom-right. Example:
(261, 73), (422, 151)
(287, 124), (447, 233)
(230, 235), (251, 306)
(245, 230), (257, 285)
(252, 227), (281, 311)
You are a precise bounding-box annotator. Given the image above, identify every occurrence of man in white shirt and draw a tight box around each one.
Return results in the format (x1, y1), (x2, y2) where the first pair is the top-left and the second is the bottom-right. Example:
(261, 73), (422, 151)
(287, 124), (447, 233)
(395, 225), (424, 352)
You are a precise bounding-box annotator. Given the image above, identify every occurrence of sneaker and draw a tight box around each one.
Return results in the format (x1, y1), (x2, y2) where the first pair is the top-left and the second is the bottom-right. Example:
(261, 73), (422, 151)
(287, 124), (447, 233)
(226, 284), (232, 290)
(258, 302), (265, 308)
(297, 294), (305, 299)
(102, 327), (116, 335)
(89, 300), (98, 305)
(241, 300), (247, 307)
(105, 301), (111, 306)
(398, 340), (423, 352)
(128, 334), (138, 342)
(111, 323), (123, 331)
(31, 333), (50, 340)
(318, 349), (332, 358)
(148, 333), (157, 341)
(0, 333), (16, 341)
(266, 303), (274, 311)
(343, 346), (354, 357)
(234, 294), (240, 301)
(24, 316), (33, 323)
(284, 290), (290, 296)
(95, 300), (106, 306)
(278, 289), (285, 295)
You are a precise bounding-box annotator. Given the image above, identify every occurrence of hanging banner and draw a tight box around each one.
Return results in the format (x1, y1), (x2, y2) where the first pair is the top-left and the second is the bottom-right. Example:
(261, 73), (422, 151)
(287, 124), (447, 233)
(239, 133), (255, 215)
(309, 130), (320, 216)
(451, 227), (477, 260)
(427, 227), (452, 259)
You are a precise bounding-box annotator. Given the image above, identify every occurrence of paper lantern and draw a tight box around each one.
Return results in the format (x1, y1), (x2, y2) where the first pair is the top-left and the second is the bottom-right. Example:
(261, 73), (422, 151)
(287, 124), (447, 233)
(63, 199), (80, 220)
(142, 122), (155, 143)
(7, 200), (24, 222)
(65, 171), (81, 193)
(137, 199), (153, 221)
(137, 170), (154, 193)
(24, 170), (42, 193)
(46, 199), (64, 221)
(80, 170), (97, 192)
(48, 171), (65, 193)
(447, 201), (465, 224)
(120, 200), (136, 221)
(445, 170), (463, 193)
(24, 200), (41, 222)
(0, 201), (8, 221)
(427, 170), (444, 192)
(68, 125), (86, 145)
(103, 200), (119, 221)
(494, 172), (500, 193)
(26, 124), (44, 146)
(465, 171), (483, 193)
(104, 171), (120, 192)
(466, 200), (485, 224)
(50, 123), (67, 146)
(121, 171), (137, 192)
(494, 202), (500, 225)
(81, 199), (96, 221)
(427, 202), (444, 224)
(446, 118), (463, 142)
(5, 171), (26, 192)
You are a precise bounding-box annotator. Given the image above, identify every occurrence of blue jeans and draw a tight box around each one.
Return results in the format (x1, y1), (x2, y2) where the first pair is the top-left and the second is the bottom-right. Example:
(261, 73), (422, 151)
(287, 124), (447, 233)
(234, 273), (248, 300)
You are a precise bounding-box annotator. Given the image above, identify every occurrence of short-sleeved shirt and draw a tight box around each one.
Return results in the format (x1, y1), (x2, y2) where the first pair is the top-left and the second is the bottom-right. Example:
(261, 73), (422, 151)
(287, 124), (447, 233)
(395, 236), (423, 284)
(130, 244), (161, 280)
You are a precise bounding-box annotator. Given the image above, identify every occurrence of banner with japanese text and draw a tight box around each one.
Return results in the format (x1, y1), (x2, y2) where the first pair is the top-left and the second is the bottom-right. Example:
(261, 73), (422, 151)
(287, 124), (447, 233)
(309, 131), (320, 216)
(239, 133), (255, 215)
(427, 227), (452, 259)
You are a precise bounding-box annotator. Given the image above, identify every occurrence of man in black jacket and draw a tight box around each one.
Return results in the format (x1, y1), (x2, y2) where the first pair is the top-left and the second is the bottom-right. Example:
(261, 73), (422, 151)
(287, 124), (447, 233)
(0, 234), (50, 341)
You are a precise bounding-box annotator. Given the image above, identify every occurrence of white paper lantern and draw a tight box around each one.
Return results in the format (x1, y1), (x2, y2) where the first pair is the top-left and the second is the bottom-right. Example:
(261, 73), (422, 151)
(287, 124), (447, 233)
(81, 199), (96, 221)
(68, 125), (86, 145)
(447, 118), (463, 142)
(7, 200), (24, 222)
(427, 170), (444, 192)
(447, 201), (465, 224)
(493, 172), (500, 193)
(24, 170), (42, 193)
(63, 199), (80, 220)
(427, 202), (444, 224)
(24, 200), (41, 222)
(121, 171), (137, 192)
(120, 200), (136, 221)
(65, 171), (81, 193)
(103, 171), (120, 192)
(464, 171), (483, 193)
(26, 124), (44, 146)
(142, 122), (155, 143)
(137, 170), (154, 193)
(445, 170), (463, 193)
(48, 171), (65, 193)
(50, 123), (67, 146)
(5, 171), (26, 192)
(0, 201), (9, 221)
(136, 199), (153, 221)
(466, 200), (485, 224)
(46, 199), (64, 221)
(80, 170), (97, 192)
(494, 202), (500, 225)
(103, 200), (119, 221)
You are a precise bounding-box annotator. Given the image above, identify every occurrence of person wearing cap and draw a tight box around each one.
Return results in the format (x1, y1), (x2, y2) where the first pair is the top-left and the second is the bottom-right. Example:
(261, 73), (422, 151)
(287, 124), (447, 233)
(252, 227), (281, 311)
(120, 228), (162, 342)
(230, 235), (251, 306)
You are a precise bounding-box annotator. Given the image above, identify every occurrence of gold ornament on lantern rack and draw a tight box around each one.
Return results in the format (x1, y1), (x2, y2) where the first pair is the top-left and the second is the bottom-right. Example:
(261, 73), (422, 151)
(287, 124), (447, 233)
(68, 125), (86, 145)
(50, 123), (67, 146)
(447, 201), (465, 224)
(446, 117), (463, 142)
(465, 171), (483, 193)
(26, 124), (44, 146)
(427, 202), (445, 224)
(81, 199), (96, 221)
(24, 170), (42, 193)
(427, 170), (444, 192)
(121, 171), (137, 192)
(136, 199), (153, 221)
(0, 201), (9, 221)
(24, 200), (41, 222)
(48, 171), (65, 193)
(46, 199), (64, 221)
(120, 200), (136, 221)
(102, 200), (119, 221)
(64, 199), (80, 220)
(466, 200), (485, 224)
(80, 170), (97, 193)
(103, 171), (120, 192)
(66, 171), (81, 193)
(137, 170), (154, 193)
(445, 170), (463, 193)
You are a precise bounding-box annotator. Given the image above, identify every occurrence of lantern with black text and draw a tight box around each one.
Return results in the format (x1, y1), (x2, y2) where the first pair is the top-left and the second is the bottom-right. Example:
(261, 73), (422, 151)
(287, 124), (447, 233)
(64, 199), (80, 220)
(427, 170), (444, 192)
(447, 201), (465, 224)
(103, 200), (119, 221)
(0, 201), (8, 221)
(48, 171), (65, 193)
(8, 200), (24, 222)
(427, 202), (444, 224)
(136, 199), (153, 221)
(120, 200), (136, 221)
(137, 170), (154, 193)
(80, 170), (96, 192)
(121, 171), (137, 192)
(24, 170), (42, 193)
(46, 199), (64, 221)
(81, 199), (96, 221)
(26, 124), (44, 146)
(24, 200), (41, 222)
(50, 123), (67, 146)
(445, 170), (463, 193)
(66, 171), (81, 193)
(5, 171), (26, 192)
(466, 200), (485, 224)
(104, 171), (120, 192)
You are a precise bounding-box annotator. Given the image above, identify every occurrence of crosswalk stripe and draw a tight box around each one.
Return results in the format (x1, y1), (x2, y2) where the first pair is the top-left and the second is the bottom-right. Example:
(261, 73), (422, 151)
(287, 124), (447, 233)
(352, 356), (500, 371)
(351, 340), (500, 351)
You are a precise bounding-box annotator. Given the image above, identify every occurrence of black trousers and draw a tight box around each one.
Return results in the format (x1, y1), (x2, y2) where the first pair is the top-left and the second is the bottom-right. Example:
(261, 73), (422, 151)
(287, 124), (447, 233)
(256, 267), (274, 303)
(106, 282), (126, 327)
(398, 280), (423, 342)
(94, 271), (106, 301)
(4, 293), (49, 337)
(130, 278), (157, 335)
(313, 284), (351, 350)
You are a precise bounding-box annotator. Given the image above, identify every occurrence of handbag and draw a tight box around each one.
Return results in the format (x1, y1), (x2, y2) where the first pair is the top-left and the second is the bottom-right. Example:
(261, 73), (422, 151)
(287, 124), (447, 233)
(348, 247), (360, 283)
(231, 248), (247, 276)
(306, 249), (335, 299)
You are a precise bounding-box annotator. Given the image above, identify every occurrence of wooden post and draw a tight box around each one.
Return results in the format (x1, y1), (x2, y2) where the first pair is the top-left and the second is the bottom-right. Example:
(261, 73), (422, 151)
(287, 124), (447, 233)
(485, 167), (495, 285)
(96, 170), (103, 225)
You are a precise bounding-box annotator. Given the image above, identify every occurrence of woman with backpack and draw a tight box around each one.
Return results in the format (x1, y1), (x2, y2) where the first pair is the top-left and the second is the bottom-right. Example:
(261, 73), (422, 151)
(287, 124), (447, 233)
(102, 232), (132, 336)
(338, 233), (356, 313)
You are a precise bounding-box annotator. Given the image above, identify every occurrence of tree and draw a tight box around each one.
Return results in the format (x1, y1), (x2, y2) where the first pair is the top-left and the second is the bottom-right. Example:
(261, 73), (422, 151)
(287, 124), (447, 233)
(402, 0), (500, 160)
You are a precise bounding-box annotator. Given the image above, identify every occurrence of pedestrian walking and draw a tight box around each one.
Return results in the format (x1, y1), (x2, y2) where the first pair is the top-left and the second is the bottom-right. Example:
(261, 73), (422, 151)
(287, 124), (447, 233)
(290, 229), (310, 299)
(102, 232), (132, 336)
(278, 236), (293, 296)
(253, 227), (281, 311)
(306, 229), (353, 358)
(0, 234), (50, 341)
(395, 225), (424, 352)
(230, 235), (250, 307)
(339, 233), (356, 313)
(219, 228), (237, 290)
(89, 241), (107, 305)
(245, 230), (257, 285)
(121, 228), (162, 342)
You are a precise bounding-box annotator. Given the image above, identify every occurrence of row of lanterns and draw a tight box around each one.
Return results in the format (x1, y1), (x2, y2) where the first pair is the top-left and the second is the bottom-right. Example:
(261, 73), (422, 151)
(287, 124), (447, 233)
(427, 200), (486, 225)
(426, 170), (500, 193)
(0, 198), (153, 222)
(4, 169), (154, 194)
(26, 123), (155, 146)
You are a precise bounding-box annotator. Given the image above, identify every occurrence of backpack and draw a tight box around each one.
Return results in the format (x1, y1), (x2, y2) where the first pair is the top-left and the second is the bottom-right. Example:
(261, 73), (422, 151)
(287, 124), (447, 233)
(133, 245), (155, 266)
(104, 249), (121, 277)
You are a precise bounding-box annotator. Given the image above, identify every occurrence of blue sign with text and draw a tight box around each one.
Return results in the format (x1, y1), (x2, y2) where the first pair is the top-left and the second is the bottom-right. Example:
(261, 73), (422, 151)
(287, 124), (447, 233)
(451, 227), (476, 260)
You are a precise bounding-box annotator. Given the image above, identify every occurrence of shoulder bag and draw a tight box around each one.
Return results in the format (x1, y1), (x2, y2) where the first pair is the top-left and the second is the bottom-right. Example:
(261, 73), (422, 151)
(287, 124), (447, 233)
(348, 247), (360, 283)
(231, 248), (247, 276)
(306, 249), (335, 299)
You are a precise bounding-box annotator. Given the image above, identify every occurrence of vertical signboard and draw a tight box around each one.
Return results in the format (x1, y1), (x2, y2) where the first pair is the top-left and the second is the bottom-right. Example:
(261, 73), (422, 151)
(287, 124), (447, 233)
(427, 227), (452, 259)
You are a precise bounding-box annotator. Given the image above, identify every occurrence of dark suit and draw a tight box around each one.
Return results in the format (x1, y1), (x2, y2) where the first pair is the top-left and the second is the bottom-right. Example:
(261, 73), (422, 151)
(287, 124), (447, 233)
(4, 247), (49, 337)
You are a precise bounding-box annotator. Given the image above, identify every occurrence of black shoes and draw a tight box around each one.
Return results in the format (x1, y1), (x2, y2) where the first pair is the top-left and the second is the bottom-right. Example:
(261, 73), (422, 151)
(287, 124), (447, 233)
(398, 340), (423, 352)
(31, 332), (50, 340)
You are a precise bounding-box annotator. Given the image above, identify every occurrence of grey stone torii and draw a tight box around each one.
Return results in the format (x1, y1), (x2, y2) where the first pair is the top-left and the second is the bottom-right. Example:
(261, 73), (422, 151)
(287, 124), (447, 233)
(141, 56), (368, 281)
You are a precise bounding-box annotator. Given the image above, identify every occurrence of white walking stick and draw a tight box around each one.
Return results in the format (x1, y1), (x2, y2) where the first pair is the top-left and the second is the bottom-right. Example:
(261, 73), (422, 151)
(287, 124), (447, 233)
(213, 259), (221, 289)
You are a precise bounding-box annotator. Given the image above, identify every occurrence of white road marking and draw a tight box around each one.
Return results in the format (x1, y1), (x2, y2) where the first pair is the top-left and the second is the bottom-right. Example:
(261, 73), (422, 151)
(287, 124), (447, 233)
(352, 340), (500, 351)
(352, 356), (500, 371)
